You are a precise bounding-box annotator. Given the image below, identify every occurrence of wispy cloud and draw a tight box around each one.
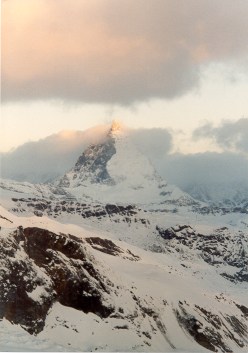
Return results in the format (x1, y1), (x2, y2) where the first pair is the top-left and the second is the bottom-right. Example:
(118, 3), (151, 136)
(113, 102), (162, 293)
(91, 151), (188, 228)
(193, 118), (248, 153)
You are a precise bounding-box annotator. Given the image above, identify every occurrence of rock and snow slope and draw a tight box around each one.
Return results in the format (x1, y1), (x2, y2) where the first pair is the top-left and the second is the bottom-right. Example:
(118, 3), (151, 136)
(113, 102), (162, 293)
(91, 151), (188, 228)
(185, 182), (248, 214)
(0, 122), (248, 352)
(56, 121), (196, 207)
(0, 207), (248, 352)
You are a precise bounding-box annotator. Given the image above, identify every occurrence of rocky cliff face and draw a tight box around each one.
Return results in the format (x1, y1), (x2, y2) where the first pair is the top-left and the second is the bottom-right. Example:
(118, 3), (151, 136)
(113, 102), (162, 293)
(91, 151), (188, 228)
(58, 137), (116, 188)
(0, 226), (116, 334)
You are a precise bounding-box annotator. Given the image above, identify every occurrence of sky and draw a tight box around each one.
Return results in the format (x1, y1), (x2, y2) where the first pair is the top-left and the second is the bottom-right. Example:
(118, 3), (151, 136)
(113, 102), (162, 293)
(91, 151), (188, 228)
(1, 0), (248, 154)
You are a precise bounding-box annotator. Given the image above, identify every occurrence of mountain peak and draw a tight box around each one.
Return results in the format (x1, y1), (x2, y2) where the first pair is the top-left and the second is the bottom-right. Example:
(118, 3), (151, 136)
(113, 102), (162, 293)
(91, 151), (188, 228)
(108, 120), (124, 137)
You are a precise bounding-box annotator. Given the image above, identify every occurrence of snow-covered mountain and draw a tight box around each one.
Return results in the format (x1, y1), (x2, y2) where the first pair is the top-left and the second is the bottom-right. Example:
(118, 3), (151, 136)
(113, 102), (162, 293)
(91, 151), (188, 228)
(56, 121), (197, 207)
(0, 121), (248, 352)
(185, 182), (248, 212)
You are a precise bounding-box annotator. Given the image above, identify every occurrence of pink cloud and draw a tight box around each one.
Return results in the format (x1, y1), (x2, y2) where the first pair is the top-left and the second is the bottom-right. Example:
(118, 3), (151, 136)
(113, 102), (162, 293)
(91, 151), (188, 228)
(2, 0), (248, 104)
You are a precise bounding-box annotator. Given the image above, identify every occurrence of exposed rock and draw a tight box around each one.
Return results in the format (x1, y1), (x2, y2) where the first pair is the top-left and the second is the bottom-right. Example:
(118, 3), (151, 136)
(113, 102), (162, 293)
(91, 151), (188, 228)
(59, 137), (116, 187)
(176, 303), (235, 353)
(157, 225), (248, 282)
(85, 237), (124, 256)
(0, 226), (115, 334)
(85, 237), (140, 261)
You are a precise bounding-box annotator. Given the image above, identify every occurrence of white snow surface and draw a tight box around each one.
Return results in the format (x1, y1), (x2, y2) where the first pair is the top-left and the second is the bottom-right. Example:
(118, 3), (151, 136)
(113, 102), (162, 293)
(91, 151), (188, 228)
(0, 319), (66, 351)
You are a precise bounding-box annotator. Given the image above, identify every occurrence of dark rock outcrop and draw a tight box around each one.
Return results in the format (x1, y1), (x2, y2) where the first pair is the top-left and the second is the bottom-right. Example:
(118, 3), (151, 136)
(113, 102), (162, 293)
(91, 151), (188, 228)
(59, 137), (116, 187)
(0, 226), (115, 334)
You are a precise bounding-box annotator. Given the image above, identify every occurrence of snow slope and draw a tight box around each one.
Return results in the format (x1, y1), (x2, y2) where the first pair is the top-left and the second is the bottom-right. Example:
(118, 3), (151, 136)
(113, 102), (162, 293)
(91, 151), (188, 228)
(0, 206), (248, 352)
(0, 319), (66, 352)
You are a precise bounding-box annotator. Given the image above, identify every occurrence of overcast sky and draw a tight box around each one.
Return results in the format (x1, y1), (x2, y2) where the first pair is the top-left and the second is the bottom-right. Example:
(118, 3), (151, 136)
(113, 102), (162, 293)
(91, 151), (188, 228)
(1, 0), (248, 154)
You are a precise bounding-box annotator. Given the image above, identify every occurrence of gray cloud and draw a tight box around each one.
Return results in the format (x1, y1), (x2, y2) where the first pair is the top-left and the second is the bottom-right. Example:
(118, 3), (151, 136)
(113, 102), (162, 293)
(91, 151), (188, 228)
(160, 152), (248, 188)
(130, 128), (172, 162)
(159, 152), (248, 203)
(2, 0), (248, 104)
(193, 118), (248, 153)
(0, 126), (110, 183)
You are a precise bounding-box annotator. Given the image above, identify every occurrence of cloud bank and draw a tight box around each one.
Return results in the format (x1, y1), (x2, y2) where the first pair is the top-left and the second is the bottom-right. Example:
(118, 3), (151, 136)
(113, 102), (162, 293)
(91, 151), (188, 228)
(162, 152), (248, 188)
(0, 126), (173, 183)
(0, 126), (110, 183)
(2, 0), (248, 104)
(193, 118), (248, 153)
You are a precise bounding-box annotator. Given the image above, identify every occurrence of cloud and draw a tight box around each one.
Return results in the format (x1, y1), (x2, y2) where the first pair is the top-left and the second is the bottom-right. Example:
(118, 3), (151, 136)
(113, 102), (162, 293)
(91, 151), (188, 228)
(160, 152), (248, 188)
(159, 151), (248, 203)
(2, 0), (248, 104)
(193, 118), (248, 153)
(0, 126), (173, 183)
(130, 128), (172, 162)
(1, 124), (248, 202)
(0, 125), (110, 183)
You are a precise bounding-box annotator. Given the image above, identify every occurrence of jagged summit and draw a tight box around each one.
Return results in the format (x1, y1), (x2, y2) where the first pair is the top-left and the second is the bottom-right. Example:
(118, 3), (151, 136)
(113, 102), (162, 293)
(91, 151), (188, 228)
(56, 123), (196, 206)
(108, 120), (124, 136)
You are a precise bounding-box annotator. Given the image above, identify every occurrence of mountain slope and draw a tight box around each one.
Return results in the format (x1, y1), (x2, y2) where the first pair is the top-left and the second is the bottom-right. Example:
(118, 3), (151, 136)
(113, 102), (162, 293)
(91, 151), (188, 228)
(56, 121), (197, 207)
(0, 207), (248, 352)
(185, 182), (248, 213)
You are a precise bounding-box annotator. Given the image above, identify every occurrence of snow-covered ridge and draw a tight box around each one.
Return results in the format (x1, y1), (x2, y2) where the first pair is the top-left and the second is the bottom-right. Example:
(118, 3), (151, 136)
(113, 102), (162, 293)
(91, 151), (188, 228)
(0, 208), (248, 352)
